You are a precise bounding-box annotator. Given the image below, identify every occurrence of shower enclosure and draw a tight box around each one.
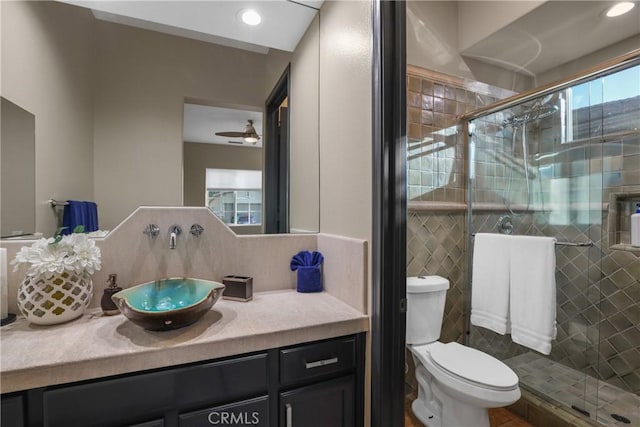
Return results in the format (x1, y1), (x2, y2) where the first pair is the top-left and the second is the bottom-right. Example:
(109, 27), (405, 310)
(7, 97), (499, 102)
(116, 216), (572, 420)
(466, 55), (640, 426)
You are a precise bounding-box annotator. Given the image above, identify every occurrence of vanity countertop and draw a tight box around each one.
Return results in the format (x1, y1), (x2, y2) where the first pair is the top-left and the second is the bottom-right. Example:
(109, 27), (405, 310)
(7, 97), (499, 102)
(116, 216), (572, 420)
(0, 290), (369, 394)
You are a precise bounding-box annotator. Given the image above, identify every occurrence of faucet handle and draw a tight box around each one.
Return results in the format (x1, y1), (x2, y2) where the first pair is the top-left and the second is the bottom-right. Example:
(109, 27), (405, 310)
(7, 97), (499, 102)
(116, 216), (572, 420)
(190, 224), (204, 238)
(143, 224), (160, 239)
(497, 215), (514, 235)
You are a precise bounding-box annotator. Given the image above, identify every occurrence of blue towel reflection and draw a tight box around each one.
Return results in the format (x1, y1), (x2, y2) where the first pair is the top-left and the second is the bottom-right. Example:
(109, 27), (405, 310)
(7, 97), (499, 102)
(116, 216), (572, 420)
(62, 200), (99, 234)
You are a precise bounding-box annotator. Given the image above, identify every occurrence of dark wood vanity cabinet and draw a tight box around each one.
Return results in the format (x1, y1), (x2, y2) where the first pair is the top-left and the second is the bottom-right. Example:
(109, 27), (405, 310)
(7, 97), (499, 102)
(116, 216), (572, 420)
(1, 333), (365, 427)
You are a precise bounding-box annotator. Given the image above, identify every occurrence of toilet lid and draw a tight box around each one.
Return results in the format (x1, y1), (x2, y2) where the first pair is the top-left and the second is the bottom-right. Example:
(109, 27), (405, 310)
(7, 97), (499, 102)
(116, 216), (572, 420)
(429, 342), (518, 391)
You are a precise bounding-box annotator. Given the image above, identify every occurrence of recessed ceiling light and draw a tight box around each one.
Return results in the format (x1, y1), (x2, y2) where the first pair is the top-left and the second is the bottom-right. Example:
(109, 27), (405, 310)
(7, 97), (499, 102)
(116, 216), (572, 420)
(606, 2), (635, 17)
(240, 9), (261, 26)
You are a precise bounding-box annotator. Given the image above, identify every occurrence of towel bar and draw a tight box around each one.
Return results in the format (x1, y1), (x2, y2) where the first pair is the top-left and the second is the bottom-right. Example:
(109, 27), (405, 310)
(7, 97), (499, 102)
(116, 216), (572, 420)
(48, 199), (69, 207)
(554, 240), (594, 247)
(470, 233), (594, 247)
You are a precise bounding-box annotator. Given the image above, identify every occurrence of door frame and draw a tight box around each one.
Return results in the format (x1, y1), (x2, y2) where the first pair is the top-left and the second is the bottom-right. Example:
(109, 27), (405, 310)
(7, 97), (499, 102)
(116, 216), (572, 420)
(264, 65), (291, 234)
(371, 1), (407, 426)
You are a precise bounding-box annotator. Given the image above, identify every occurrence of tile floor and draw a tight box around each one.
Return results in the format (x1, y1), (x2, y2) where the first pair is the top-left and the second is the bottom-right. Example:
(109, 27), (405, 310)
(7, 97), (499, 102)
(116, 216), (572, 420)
(506, 352), (640, 426)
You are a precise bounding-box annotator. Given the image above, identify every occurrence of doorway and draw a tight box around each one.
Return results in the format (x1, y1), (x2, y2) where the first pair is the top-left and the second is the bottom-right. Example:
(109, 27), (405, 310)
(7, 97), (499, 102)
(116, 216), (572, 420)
(264, 65), (291, 234)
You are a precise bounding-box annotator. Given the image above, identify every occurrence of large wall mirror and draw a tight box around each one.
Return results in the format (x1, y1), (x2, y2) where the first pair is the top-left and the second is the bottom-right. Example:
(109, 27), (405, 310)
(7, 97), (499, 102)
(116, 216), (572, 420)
(1, 97), (36, 238)
(1, 0), (320, 237)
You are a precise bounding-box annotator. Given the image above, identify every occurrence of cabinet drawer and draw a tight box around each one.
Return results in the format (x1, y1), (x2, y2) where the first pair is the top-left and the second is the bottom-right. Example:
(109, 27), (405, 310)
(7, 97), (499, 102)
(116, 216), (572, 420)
(179, 396), (269, 427)
(43, 353), (268, 427)
(280, 337), (355, 386)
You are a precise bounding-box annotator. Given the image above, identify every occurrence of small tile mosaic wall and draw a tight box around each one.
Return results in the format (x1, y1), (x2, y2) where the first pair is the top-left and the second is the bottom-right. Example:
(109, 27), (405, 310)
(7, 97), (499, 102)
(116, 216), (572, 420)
(406, 67), (515, 203)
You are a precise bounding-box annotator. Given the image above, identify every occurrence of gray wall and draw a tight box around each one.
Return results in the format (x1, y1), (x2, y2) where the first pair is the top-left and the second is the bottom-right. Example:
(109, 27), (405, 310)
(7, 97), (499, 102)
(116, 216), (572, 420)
(319, 0), (372, 241)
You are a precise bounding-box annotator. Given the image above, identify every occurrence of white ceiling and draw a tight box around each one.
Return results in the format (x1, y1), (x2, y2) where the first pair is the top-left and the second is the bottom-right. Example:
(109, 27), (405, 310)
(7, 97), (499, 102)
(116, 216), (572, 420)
(183, 104), (263, 148)
(60, 0), (322, 54)
(461, 1), (640, 76)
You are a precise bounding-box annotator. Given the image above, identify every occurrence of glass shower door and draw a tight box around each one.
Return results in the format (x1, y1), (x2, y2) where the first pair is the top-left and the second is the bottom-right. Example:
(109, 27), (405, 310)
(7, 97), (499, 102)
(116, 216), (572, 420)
(468, 61), (640, 426)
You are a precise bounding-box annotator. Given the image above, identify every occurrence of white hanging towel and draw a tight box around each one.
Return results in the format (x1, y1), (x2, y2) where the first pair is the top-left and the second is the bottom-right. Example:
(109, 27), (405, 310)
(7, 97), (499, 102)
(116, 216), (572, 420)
(509, 235), (557, 355)
(470, 233), (511, 334)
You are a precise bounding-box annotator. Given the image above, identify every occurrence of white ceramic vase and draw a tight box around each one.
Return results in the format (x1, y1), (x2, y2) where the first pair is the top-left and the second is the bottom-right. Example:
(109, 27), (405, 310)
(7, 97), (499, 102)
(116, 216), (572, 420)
(17, 271), (93, 325)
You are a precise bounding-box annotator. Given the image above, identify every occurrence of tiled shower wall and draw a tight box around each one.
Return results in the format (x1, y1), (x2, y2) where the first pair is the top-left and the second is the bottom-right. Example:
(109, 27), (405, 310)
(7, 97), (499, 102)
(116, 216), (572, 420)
(405, 67), (514, 391)
(407, 212), (466, 343)
(406, 64), (640, 400)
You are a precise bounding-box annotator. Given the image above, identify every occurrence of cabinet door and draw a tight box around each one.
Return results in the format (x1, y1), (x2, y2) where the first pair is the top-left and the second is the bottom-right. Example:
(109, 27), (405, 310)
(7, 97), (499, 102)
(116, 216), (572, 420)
(1, 394), (25, 427)
(280, 376), (354, 427)
(179, 396), (268, 427)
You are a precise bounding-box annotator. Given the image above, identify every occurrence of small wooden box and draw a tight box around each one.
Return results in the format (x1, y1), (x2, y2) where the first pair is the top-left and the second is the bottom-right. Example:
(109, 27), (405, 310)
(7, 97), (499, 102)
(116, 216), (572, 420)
(222, 276), (253, 302)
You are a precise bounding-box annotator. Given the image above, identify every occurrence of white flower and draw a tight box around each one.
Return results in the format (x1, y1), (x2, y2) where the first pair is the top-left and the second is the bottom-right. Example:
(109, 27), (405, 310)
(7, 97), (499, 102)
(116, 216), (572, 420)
(11, 233), (102, 278)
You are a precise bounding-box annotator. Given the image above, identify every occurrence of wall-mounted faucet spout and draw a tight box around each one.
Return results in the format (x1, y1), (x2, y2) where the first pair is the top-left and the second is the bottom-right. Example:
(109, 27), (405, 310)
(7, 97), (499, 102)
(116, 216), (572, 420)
(169, 225), (182, 249)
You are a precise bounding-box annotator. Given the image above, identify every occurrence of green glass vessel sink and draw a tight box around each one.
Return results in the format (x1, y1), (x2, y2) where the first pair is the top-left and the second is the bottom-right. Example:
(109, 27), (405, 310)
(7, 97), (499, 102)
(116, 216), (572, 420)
(112, 278), (225, 331)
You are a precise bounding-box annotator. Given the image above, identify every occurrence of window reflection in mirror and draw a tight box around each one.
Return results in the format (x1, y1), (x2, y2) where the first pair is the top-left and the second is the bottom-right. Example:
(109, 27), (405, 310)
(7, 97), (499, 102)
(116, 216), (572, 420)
(200, 168), (263, 234)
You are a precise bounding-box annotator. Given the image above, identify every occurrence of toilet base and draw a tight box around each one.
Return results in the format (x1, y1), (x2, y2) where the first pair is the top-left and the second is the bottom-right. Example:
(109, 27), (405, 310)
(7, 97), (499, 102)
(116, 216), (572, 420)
(410, 385), (491, 427)
(411, 398), (441, 427)
(412, 360), (491, 427)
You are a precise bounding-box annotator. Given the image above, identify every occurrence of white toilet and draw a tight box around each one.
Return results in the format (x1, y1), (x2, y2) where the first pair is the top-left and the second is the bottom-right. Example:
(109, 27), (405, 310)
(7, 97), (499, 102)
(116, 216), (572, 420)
(406, 276), (521, 427)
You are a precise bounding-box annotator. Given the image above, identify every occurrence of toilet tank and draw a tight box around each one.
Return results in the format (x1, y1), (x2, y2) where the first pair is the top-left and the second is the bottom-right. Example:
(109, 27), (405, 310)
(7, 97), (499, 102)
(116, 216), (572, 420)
(406, 276), (450, 345)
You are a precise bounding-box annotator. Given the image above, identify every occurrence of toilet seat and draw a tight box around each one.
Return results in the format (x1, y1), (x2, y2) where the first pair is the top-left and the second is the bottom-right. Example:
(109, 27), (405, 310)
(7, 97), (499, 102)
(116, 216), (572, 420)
(430, 342), (518, 391)
(414, 342), (518, 392)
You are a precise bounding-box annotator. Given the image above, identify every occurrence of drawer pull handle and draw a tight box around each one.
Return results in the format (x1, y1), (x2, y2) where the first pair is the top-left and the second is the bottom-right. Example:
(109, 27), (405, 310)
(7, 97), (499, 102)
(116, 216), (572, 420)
(305, 357), (338, 369)
(286, 403), (293, 427)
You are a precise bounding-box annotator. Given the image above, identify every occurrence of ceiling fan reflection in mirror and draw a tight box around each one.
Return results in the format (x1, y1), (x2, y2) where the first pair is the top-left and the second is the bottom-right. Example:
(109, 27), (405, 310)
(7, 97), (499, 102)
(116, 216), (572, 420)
(215, 120), (261, 144)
